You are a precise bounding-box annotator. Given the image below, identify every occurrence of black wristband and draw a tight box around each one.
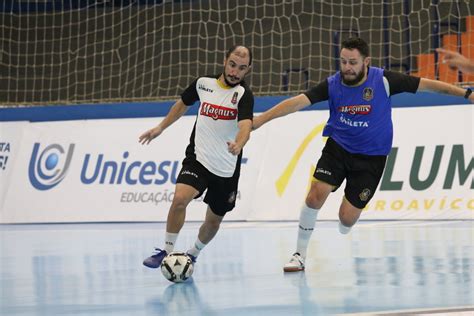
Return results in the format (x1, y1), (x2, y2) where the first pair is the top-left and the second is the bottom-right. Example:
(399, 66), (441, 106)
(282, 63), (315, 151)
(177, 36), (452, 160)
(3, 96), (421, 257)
(465, 88), (473, 99)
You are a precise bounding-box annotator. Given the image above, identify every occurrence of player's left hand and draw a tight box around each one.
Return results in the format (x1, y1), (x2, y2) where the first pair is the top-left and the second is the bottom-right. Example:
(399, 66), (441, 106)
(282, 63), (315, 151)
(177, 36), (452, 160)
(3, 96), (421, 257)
(227, 141), (242, 155)
(252, 115), (263, 130)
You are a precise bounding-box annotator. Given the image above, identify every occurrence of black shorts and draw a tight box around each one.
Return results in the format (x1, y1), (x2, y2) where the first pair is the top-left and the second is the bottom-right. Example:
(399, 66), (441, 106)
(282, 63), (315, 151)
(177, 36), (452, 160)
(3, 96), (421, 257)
(313, 137), (387, 209)
(176, 157), (241, 216)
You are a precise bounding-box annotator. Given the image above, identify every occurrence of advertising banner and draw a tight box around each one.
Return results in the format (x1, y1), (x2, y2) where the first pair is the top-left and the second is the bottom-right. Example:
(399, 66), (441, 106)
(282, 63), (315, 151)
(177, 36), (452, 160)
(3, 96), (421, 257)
(250, 105), (473, 220)
(1, 117), (264, 223)
(0, 121), (27, 215)
(0, 105), (472, 223)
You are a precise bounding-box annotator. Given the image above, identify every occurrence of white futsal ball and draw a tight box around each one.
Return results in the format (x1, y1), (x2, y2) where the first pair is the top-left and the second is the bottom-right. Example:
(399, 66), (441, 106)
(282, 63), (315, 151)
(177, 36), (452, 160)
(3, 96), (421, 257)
(160, 252), (194, 283)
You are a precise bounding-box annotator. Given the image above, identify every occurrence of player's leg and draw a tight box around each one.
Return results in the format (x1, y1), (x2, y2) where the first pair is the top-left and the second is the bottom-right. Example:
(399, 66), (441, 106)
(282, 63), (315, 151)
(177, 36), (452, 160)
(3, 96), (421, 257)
(284, 180), (333, 272)
(339, 153), (387, 234)
(338, 197), (363, 234)
(186, 206), (224, 262)
(196, 206), (224, 243)
(165, 183), (201, 246)
(143, 160), (207, 268)
(187, 165), (239, 262)
(284, 138), (345, 272)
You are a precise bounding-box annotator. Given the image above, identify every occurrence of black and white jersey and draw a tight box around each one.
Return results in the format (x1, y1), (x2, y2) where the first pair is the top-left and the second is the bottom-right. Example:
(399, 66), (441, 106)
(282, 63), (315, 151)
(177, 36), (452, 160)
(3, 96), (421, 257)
(180, 75), (254, 177)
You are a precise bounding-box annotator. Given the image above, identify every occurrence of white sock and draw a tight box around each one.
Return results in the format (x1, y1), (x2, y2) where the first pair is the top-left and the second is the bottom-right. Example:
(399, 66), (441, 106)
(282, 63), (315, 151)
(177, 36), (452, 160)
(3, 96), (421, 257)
(187, 238), (207, 257)
(296, 204), (319, 258)
(338, 222), (352, 234)
(164, 232), (179, 253)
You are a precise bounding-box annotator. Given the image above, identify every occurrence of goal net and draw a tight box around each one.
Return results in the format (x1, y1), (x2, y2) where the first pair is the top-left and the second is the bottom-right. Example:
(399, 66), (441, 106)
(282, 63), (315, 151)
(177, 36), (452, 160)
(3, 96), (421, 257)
(1, 0), (473, 105)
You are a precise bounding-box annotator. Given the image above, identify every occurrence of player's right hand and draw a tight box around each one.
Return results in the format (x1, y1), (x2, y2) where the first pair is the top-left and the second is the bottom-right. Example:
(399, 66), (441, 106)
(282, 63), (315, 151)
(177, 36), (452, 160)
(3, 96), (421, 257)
(139, 127), (162, 145)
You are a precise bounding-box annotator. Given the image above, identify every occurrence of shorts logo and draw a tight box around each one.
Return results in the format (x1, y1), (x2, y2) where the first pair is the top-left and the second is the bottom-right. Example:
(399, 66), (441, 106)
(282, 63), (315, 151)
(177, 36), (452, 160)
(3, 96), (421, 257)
(29, 143), (75, 190)
(181, 170), (198, 178)
(359, 188), (371, 202)
(316, 168), (331, 176)
(363, 87), (373, 101)
(200, 102), (237, 120)
(228, 191), (236, 203)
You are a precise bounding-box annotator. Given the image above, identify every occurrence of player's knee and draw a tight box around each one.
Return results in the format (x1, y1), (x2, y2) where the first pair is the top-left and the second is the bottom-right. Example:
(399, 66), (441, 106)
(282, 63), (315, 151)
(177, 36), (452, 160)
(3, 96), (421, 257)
(305, 192), (324, 209)
(305, 182), (333, 209)
(339, 213), (356, 227)
(205, 218), (221, 231)
(170, 194), (191, 211)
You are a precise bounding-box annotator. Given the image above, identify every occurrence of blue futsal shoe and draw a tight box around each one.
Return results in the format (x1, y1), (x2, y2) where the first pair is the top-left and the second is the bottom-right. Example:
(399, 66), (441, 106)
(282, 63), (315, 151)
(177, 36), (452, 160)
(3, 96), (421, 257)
(143, 248), (168, 268)
(186, 253), (197, 264)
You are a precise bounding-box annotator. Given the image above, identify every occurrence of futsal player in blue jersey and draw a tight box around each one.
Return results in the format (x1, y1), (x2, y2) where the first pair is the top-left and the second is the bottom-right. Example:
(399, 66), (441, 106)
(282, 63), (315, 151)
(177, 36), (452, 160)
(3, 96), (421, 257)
(253, 37), (474, 272)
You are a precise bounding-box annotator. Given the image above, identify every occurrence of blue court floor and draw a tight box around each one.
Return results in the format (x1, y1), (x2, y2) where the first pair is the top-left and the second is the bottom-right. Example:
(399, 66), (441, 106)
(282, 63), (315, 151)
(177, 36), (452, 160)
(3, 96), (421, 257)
(1, 220), (473, 315)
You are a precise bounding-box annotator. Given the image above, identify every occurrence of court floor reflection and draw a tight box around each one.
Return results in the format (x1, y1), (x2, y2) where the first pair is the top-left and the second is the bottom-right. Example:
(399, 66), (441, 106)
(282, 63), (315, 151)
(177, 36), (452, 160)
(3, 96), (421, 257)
(1, 221), (472, 315)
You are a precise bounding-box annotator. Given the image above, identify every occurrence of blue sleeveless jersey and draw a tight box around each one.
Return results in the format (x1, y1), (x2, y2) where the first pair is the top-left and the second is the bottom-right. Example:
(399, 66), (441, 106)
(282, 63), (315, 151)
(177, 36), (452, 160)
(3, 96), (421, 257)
(325, 66), (392, 155)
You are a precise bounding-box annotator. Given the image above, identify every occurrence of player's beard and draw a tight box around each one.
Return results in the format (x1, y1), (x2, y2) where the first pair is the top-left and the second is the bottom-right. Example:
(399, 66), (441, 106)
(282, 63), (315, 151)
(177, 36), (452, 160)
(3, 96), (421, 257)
(341, 67), (366, 86)
(223, 70), (241, 87)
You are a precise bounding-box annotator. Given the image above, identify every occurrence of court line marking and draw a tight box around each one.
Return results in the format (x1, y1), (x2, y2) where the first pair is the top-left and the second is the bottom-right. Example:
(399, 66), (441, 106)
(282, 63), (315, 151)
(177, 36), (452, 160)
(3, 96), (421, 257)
(338, 305), (474, 315)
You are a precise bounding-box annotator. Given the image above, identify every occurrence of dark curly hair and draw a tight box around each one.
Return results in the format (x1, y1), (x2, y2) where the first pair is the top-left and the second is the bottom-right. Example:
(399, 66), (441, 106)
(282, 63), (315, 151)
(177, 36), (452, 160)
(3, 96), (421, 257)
(341, 37), (369, 58)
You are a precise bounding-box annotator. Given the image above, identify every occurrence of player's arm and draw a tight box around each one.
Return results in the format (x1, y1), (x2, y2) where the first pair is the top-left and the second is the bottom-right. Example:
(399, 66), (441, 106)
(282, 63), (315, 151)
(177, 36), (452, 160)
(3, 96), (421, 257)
(253, 94), (311, 130)
(228, 88), (254, 155)
(253, 79), (328, 130)
(227, 119), (252, 155)
(384, 70), (473, 101)
(418, 78), (473, 101)
(139, 78), (199, 145)
(139, 99), (188, 145)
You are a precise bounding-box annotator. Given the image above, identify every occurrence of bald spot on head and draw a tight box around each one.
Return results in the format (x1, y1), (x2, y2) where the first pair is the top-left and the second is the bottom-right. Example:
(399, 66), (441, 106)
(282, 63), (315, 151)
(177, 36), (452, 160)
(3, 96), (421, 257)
(226, 45), (252, 66)
(232, 46), (250, 60)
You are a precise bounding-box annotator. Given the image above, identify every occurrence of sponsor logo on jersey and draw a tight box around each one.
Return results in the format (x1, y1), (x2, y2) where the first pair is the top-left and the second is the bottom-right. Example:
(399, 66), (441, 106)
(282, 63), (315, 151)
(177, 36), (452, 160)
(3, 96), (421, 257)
(339, 114), (369, 127)
(231, 92), (238, 104)
(200, 102), (237, 120)
(363, 87), (374, 101)
(198, 84), (214, 93)
(338, 105), (372, 115)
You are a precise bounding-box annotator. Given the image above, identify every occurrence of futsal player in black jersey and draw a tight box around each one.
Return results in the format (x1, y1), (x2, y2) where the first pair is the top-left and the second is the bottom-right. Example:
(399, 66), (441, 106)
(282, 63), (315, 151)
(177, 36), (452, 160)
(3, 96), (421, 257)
(139, 45), (254, 269)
